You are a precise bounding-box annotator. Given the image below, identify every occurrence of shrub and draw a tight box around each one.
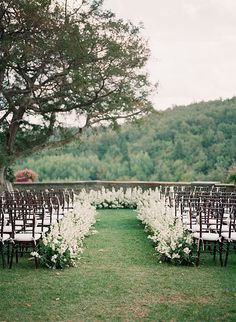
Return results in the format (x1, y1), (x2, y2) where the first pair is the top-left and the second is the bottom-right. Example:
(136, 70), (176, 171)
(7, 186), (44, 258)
(228, 165), (236, 183)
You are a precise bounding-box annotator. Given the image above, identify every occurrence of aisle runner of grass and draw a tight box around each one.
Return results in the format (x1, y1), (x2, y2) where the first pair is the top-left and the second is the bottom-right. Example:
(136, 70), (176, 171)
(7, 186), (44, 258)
(0, 209), (236, 321)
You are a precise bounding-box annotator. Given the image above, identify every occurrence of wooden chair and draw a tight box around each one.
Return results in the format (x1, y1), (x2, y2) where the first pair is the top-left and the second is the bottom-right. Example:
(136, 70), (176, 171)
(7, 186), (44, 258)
(192, 204), (223, 266)
(221, 205), (236, 266)
(0, 209), (10, 268)
(9, 205), (42, 268)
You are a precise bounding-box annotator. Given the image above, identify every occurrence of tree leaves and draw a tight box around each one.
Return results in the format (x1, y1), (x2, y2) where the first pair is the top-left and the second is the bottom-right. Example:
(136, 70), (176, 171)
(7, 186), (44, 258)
(0, 0), (154, 167)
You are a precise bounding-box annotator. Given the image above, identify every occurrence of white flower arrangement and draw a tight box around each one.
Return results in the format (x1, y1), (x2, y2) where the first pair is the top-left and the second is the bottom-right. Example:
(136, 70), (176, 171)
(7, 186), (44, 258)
(38, 201), (97, 269)
(32, 186), (193, 268)
(136, 190), (194, 265)
(76, 187), (145, 209)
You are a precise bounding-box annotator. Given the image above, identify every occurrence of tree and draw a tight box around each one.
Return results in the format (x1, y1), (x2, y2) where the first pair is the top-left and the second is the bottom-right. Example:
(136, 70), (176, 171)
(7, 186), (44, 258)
(0, 0), (155, 190)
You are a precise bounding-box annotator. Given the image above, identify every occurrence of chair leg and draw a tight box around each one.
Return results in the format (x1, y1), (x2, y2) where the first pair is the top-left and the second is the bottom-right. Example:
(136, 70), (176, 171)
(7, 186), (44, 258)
(16, 244), (19, 263)
(9, 242), (15, 269)
(219, 241), (223, 267)
(7, 241), (10, 265)
(1, 242), (5, 268)
(196, 239), (201, 267)
(20, 245), (24, 257)
(213, 241), (217, 261)
(224, 241), (231, 266)
(32, 242), (38, 269)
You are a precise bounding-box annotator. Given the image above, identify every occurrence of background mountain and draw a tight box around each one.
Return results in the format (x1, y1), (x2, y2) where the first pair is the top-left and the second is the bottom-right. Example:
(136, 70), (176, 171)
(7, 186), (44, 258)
(14, 97), (236, 183)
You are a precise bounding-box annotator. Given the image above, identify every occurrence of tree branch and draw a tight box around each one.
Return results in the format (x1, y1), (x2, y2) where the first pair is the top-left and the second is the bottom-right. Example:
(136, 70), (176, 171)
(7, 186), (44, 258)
(15, 128), (83, 159)
(89, 109), (146, 126)
(0, 109), (12, 124)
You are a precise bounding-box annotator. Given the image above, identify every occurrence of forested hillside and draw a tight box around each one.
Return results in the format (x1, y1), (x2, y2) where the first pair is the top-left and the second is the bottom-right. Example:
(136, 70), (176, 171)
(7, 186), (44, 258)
(15, 98), (236, 182)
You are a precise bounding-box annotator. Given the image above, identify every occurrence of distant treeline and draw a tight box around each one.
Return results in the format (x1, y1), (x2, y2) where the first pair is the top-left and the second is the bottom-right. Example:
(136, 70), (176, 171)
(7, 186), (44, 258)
(15, 98), (236, 182)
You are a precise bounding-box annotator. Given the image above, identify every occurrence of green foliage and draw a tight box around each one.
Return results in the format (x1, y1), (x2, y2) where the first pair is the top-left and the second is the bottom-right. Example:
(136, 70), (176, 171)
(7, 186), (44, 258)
(156, 230), (195, 266)
(15, 98), (236, 182)
(227, 165), (236, 183)
(38, 241), (77, 269)
(0, 0), (154, 171)
(228, 173), (236, 182)
(5, 167), (15, 183)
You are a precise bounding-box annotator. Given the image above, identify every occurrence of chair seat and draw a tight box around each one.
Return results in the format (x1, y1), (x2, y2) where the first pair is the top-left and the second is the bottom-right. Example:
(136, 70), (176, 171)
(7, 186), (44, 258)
(208, 219), (217, 224)
(191, 224), (200, 232)
(53, 214), (64, 220)
(189, 224), (208, 232)
(182, 217), (197, 225)
(3, 225), (21, 233)
(0, 234), (10, 242)
(36, 227), (49, 233)
(3, 226), (12, 233)
(209, 224), (229, 232)
(193, 232), (220, 241)
(221, 225), (230, 232)
(25, 226), (49, 233)
(15, 220), (24, 226)
(14, 233), (42, 242)
(44, 217), (57, 226)
(221, 232), (236, 241)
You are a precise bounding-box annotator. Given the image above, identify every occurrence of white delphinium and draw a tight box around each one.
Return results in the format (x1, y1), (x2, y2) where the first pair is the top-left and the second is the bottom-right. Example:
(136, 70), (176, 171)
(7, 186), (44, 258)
(137, 193), (194, 265)
(76, 186), (146, 209)
(40, 200), (97, 269)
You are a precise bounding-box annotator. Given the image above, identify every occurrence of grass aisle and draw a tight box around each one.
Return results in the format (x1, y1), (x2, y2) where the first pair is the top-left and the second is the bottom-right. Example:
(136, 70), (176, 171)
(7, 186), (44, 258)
(0, 209), (236, 321)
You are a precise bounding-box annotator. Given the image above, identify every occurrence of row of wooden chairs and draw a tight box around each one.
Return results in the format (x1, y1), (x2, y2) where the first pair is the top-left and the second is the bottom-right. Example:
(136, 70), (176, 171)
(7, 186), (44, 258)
(161, 185), (228, 196)
(174, 194), (236, 266)
(0, 189), (74, 268)
(169, 196), (232, 213)
(1, 189), (74, 211)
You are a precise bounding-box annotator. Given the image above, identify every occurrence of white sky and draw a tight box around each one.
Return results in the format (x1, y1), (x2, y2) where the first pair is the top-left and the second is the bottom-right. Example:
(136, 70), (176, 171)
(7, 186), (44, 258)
(103, 0), (236, 110)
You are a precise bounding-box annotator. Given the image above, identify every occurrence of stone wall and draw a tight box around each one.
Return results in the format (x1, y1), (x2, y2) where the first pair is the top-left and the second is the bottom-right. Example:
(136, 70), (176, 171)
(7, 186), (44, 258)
(13, 180), (236, 193)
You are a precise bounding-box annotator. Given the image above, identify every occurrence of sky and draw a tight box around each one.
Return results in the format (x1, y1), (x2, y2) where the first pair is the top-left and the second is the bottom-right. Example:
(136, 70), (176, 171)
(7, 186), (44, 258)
(103, 0), (236, 110)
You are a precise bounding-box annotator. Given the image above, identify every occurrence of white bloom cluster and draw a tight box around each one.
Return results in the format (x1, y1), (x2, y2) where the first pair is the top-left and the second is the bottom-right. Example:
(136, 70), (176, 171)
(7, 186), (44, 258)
(136, 190), (194, 265)
(37, 185), (193, 268)
(76, 187), (146, 209)
(39, 187), (161, 269)
(40, 201), (97, 268)
(30, 251), (41, 258)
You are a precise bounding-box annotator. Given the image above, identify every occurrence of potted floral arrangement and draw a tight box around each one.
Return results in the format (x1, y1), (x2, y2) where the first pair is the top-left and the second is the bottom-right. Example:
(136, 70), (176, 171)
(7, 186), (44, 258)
(15, 168), (38, 182)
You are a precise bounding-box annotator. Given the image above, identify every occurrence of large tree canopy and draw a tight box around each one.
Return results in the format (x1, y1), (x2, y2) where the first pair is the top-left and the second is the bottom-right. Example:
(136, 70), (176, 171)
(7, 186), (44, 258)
(0, 0), (155, 187)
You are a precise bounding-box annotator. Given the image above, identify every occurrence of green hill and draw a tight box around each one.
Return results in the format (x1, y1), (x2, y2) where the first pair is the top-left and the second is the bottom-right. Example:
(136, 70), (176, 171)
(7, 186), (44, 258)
(15, 97), (236, 182)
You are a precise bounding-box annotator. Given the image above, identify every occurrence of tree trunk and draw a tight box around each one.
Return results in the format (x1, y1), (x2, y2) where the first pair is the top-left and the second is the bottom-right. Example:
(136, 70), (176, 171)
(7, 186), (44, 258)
(0, 166), (13, 193)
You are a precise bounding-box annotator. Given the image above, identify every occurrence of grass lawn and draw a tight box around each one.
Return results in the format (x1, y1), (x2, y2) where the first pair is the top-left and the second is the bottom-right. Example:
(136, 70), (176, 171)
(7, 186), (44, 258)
(0, 209), (236, 321)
